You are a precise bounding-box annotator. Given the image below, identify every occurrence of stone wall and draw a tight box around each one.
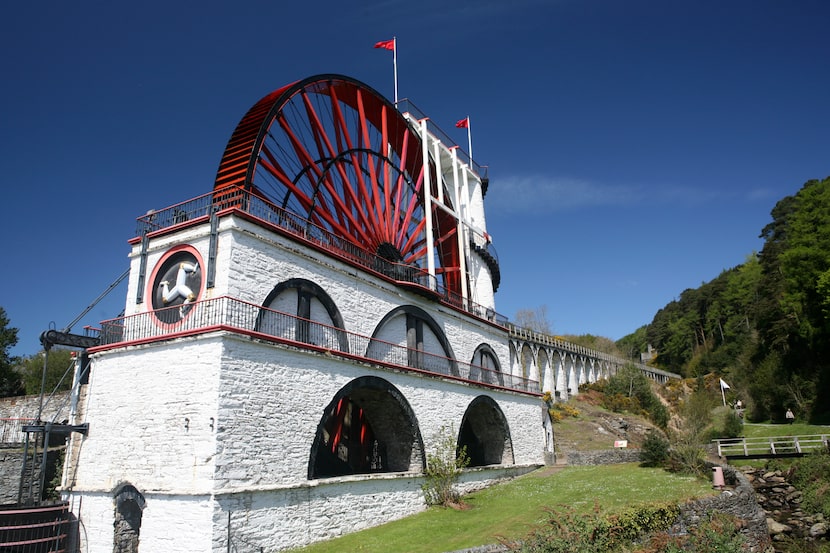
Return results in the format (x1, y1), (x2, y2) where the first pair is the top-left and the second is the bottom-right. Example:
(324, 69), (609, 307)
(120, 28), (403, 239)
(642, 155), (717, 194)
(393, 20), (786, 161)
(677, 463), (771, 552)
(0, 451), (23, 504)
(562, 448), (642, 465)
(0, 393), (73, 506)
(559, 451), (772, 550)
(0, 449), (64, 506)
(0, 392), (71, 421)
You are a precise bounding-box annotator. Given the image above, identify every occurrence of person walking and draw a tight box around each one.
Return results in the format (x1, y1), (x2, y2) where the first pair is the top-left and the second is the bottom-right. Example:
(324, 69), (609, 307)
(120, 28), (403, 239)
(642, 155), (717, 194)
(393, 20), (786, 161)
(785, 408), (795, 424)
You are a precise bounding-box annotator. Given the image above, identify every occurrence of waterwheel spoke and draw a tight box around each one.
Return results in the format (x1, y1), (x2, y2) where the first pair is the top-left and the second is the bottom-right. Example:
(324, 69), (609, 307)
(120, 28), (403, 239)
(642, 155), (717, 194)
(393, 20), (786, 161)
(328, 88), (375, 239)
(213, 75), (464, 296)
(355, 89), (386, 244)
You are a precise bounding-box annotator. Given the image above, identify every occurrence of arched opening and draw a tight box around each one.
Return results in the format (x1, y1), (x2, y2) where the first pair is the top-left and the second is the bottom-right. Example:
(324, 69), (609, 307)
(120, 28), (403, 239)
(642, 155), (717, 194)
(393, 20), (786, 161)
(553, 351), (566, 400)
(470, 343), (503, 386)
(113, 483), (145, 553)
(366, 305), (457, 376)
(308, 376), (424, 479)
(520, 343), (535, 381)
(256, 278), (349, 351)
(538, 349), (552, 393)
(457, 396), (514, 467)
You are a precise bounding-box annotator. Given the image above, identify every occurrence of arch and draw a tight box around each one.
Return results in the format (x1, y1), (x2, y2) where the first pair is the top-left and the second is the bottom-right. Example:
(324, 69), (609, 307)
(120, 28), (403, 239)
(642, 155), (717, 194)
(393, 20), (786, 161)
(587, 358), (597, 384)
(470, 343), (503, 386)
(576, 356), (587, 388)
(256, 278), (349, 352)
(457, 396), (514, 466)
(308, 376), (424, 479)
(366, 305), (457, 376)
(553, 351), (566, 400)
(508, 341), (519, 379)
(537, 349), (552, 394)
(113, 483), (146, 553)
(520, 343), (535, 381)
(564, 354), (576, 400)
(596, 360), (608, 381)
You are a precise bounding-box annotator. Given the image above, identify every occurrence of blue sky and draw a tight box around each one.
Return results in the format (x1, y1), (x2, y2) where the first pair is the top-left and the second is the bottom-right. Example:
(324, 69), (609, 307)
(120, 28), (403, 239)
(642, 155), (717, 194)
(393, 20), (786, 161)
(2, 0), (828, 357)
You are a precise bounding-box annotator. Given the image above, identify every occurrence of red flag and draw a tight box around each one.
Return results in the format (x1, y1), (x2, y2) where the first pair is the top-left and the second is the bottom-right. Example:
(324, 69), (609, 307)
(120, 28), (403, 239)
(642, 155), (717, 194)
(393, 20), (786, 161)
(374, 39), (395, 51)
(455, 118), (469, 129)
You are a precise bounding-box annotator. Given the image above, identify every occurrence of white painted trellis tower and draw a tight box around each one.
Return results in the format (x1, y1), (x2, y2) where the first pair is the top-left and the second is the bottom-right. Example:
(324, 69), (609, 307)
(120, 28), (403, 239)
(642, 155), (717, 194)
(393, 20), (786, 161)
(60, 75), (547, 552)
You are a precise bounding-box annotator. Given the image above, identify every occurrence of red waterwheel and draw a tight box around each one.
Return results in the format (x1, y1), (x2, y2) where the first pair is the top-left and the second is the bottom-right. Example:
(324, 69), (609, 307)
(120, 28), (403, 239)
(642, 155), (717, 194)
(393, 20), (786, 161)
(213, 74), (462, 296)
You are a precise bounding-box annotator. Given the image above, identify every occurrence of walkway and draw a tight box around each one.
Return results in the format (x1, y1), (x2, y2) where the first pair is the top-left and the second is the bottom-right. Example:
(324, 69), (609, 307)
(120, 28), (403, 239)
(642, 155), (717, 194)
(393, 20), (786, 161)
(714, 434), (829, 460)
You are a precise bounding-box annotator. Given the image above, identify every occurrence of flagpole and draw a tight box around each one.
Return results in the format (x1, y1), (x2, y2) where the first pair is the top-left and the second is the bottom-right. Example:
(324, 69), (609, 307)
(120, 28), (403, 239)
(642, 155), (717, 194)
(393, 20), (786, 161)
(466, 116), (472, 164)
(720, 379), (729, 407)
(393, 37), (398, 105)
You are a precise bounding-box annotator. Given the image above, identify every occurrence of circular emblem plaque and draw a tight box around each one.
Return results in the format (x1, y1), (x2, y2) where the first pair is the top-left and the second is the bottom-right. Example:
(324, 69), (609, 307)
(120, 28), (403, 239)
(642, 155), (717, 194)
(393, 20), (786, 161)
(150, 247), (203, 324)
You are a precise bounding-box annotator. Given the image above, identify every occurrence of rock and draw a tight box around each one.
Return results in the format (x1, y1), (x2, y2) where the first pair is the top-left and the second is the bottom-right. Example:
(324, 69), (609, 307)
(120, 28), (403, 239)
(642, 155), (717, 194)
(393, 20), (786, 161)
(810, 522), (828, 537)
(767, 518), (791, 535)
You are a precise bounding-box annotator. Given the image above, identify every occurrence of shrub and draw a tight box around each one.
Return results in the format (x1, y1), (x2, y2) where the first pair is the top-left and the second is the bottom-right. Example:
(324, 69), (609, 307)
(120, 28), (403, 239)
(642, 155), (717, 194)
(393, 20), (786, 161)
(421, 425), (470, 506)
(512, 503), (679, 553)
(548, 402), (579, 424)
(667, 440), (707, 477)
(601, 365), (669, 428)
(548, 409), (564, 423)
(604, 393), (641, 414)
(720, 410), (744, 439)
(657, 512), (747, 553)
(640, 429), (671, 467)
(786, 451), (830, 519)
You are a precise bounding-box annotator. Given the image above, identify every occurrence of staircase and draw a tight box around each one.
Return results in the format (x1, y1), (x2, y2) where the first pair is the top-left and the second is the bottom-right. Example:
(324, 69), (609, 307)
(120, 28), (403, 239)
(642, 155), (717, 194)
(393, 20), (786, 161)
(18, 427), (46, 505)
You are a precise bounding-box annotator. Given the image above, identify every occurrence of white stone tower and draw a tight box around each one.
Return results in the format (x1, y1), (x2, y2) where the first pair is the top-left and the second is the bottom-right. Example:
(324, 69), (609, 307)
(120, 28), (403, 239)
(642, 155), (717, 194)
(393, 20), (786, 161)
(61, 75), (544, 552)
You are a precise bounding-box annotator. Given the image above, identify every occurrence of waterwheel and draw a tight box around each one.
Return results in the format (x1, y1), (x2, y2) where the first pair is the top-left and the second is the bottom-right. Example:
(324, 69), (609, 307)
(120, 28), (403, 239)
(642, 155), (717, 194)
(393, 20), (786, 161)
(213, 74), (462, 296)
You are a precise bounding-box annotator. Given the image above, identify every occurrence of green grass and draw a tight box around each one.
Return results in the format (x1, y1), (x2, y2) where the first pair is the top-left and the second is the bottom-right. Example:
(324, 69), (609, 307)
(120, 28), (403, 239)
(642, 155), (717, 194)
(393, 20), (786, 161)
(290, 464), (715, 553)
(741, 422), (830, 439)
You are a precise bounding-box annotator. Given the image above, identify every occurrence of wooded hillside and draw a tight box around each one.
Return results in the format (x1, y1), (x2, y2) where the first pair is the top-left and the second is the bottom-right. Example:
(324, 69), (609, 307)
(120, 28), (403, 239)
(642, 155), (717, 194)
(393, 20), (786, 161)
(619, 176), (830, 424)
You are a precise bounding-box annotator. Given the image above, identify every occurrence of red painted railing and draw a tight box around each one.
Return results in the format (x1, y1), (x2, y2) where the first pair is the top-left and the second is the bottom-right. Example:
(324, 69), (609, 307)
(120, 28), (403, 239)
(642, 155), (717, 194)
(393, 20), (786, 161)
(0, 502), (71, 552)
(135, 187), (508, 327)
(96, 296), (539, 395)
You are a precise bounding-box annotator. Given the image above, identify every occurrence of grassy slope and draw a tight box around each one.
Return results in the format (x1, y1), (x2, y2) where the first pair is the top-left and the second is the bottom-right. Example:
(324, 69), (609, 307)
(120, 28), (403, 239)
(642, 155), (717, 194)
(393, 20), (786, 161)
(291, 397), (822, 552)
(291, 464), (714, 553)
(741, 422), (830, 439)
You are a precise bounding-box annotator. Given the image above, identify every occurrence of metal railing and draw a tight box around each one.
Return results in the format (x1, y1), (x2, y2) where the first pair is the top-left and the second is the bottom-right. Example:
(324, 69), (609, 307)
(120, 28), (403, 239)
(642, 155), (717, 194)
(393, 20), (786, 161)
(714, 435), (830, 459)
(98, 296), (539, 395)
(135, 187), (508, 326)
(0, 418), (34, 446)
(395, 98), (489, 181)
(506, 324), (680, 382)
(0, 502), (71, 552)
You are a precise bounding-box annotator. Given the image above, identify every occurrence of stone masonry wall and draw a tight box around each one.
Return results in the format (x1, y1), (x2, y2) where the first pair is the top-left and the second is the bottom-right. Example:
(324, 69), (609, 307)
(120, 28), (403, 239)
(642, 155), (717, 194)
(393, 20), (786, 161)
(68, 332), (544, 552)
(70, 210), (543, 552)
(677, 463), (771, 552)
(0, 451), (23, 504)
(0, 393), (71, 421)
(563, 448), (642, 466)
(0, 393), (73, 505)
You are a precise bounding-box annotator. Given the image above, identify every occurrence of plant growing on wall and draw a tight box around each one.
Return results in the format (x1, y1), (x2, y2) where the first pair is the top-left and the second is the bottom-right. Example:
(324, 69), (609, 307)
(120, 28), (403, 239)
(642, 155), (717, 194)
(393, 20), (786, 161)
(422, 425), (470, 507)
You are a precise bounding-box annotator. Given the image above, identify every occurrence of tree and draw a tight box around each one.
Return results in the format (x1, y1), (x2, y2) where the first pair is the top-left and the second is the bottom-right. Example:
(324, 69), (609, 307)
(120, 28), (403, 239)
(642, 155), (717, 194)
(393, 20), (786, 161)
(753, 177), (830, 422)
(639, 177), (830, 423)
(616, 325), (649, 361)
(0, 307), (23, 397)
(562, 334), (620, 356)
(17, 349), (75, 397)
(513, 305), (552, 334)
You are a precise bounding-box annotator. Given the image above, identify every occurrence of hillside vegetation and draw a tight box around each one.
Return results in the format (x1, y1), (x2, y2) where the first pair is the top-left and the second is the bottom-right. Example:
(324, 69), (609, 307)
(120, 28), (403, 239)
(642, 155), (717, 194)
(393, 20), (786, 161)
(618, 176), (830, 424)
